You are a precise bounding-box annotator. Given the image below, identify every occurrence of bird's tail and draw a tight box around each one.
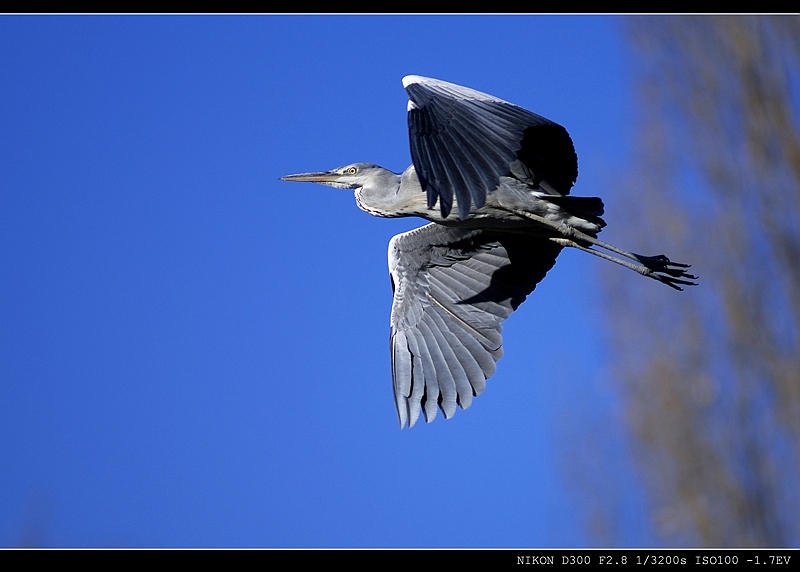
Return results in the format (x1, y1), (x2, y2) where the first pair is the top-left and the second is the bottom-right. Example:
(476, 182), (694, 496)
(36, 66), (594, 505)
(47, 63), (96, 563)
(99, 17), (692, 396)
(541, 195), (606, 236)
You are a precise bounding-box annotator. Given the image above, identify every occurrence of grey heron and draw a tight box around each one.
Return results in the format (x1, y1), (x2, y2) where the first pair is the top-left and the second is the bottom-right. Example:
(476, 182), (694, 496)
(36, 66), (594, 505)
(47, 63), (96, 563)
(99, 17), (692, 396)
(280, 75), (696, 429)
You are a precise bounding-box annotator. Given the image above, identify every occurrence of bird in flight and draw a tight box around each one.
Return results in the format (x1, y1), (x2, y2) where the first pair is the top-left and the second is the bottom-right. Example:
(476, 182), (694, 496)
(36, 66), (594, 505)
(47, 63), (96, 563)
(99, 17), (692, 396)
(281, 75), (696, 429)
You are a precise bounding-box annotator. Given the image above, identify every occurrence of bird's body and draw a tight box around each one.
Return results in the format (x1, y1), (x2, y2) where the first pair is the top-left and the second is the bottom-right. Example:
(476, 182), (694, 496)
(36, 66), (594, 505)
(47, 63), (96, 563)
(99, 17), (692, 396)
(281, 76), (695, 428)
(353, 163), (604, 235)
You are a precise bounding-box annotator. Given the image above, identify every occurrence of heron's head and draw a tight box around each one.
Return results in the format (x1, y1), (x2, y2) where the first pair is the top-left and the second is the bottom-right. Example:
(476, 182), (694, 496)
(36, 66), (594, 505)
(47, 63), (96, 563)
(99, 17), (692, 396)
(281, 163), (404, 218)
(279, 163), (388, 190)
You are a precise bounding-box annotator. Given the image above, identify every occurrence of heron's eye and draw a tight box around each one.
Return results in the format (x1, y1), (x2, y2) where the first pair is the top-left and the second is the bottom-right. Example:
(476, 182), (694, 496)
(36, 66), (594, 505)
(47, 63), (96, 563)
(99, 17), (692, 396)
(347, 167), (357, 175)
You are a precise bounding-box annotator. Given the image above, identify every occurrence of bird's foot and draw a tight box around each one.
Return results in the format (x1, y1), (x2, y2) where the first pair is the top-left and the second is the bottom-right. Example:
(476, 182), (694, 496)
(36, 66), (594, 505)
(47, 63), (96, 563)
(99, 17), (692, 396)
(634, 254), (698, 290)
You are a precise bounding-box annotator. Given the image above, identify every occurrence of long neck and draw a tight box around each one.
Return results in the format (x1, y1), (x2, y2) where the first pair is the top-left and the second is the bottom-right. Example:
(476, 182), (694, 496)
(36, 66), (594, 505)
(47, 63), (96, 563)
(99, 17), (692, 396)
(353, 169), (405, 218)
(357, 166), (430, 218)
(355, 166), (462, 222)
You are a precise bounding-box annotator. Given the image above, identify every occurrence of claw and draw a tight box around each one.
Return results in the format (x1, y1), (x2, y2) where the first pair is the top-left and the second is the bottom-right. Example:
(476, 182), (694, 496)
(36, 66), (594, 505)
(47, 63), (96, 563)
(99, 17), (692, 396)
(653, 268), (699, 291)
(635, 254), (697, 281)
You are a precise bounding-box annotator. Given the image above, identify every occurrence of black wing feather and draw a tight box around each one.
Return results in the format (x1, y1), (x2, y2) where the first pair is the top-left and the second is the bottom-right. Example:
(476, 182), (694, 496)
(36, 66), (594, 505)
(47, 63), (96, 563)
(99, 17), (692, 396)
(404, 76), (578, 219)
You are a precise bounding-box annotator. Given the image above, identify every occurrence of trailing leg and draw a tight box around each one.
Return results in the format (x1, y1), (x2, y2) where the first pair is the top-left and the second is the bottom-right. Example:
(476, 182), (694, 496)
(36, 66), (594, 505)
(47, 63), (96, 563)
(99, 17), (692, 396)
(548, 237), (697, 290)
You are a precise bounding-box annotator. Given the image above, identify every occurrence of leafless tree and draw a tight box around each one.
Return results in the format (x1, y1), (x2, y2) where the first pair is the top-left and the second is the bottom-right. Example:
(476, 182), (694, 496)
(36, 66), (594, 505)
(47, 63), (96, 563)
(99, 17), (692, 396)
(599, 15), (800, 547)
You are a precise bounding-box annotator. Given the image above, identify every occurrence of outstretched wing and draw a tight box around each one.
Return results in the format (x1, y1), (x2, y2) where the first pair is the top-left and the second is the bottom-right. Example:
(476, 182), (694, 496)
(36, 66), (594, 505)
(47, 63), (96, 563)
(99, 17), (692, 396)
(389, 223), (563, 428)
(404, 75), (578, 220)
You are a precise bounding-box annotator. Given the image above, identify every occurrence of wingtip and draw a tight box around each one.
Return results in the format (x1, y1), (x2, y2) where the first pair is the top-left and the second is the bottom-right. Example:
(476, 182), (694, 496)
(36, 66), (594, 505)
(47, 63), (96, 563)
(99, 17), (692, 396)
(395, 396), (408, 430)
(456, 201), (472, 221)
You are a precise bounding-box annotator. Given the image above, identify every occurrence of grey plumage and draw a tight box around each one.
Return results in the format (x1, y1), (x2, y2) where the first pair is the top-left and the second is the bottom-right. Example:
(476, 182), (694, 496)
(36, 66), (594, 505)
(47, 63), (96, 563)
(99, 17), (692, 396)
(388, 225), (563, 427)
(280, 76), (696, 429)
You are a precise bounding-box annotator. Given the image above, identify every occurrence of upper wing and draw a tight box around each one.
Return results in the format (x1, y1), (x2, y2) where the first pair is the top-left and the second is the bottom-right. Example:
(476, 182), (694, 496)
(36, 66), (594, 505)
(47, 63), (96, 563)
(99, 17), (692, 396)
(389, 223), (563, 428)
(404, 75), (578, 220)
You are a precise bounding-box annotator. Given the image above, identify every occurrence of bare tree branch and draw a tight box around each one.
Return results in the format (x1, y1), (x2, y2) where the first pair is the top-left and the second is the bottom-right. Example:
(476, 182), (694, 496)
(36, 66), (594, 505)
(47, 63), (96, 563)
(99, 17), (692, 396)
(601, 15), (800, 547)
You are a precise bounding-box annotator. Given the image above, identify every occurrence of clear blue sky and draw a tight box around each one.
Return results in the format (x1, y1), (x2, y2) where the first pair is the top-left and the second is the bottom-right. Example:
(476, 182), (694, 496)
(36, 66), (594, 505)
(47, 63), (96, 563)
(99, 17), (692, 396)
(1, 15), (649, 547)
